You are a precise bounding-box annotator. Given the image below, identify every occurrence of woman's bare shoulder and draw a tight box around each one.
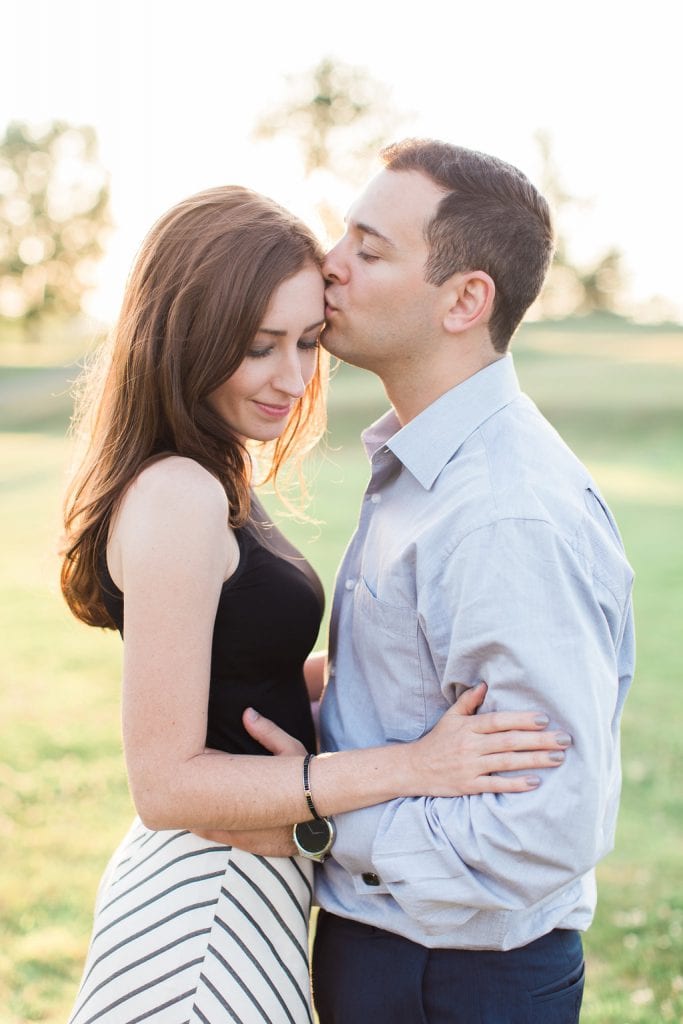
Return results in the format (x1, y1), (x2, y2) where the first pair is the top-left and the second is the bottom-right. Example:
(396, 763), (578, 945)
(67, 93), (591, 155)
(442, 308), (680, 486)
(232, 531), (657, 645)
(123, 456), (228, 518)
(109, 457), (235, 589)
(111, 457), (230, 562)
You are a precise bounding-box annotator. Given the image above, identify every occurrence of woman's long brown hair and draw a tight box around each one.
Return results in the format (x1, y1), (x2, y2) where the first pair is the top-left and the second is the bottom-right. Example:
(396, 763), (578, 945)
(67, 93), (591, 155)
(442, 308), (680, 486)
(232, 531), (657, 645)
(61, 186), (327, 628)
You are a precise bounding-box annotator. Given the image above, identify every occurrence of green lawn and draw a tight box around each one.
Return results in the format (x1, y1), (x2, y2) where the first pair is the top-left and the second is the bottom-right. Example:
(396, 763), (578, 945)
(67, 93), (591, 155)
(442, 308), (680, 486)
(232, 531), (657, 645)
(1, 322), (681, 1022)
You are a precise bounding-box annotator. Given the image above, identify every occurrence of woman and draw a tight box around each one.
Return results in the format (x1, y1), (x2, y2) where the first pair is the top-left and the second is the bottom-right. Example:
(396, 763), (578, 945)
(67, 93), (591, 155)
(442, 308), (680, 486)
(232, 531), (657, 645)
(61, 186), (567, 1024)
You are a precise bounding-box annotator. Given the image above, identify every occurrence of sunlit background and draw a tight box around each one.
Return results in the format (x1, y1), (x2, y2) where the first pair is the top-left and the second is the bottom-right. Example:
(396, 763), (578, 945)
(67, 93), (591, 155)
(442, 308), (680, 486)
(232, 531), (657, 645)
(2, 3), (683, 1023)
(3, 0), (681, 325)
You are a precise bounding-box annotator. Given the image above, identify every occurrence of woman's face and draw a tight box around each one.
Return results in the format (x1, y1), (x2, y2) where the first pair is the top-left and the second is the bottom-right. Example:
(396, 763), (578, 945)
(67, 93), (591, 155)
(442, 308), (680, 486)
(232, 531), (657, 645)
(208, 264), (325, 442)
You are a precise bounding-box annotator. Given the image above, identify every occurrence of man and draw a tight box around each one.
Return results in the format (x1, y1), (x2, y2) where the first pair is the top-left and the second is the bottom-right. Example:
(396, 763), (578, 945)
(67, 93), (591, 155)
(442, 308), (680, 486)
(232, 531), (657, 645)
(248, 139), (634, 1022)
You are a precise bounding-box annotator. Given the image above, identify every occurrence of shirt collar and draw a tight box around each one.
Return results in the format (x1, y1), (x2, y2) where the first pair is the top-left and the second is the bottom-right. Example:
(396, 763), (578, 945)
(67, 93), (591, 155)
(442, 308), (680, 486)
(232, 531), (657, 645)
(362, 354), (521, 490)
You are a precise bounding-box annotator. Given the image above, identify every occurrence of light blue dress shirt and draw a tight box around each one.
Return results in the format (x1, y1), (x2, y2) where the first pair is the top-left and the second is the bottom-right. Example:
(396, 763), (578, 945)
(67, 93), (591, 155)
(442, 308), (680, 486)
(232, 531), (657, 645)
(316, 354), (635, 951)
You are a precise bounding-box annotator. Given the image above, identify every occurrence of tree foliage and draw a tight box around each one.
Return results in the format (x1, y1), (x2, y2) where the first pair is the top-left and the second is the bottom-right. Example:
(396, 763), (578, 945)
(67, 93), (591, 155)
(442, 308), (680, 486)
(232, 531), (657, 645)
(534, 130), (626, 317)
(0, 120), (110, 332)
(254, 59), (404, 240)
(254, 57), (402, 182)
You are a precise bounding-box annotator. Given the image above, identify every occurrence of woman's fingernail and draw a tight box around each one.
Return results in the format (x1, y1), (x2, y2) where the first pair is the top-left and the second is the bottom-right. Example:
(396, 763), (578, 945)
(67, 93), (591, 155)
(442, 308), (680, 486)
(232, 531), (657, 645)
(549, 751), (565, 762)
(526, 776), (541, 787)
(555, 732), (572, 747)
(244, 707), (259, 722)
(534, 714), (550, 727)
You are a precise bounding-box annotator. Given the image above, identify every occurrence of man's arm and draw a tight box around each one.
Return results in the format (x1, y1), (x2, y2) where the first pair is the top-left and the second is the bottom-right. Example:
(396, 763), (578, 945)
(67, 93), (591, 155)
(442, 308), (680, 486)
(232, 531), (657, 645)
(327, 517), (633, 924)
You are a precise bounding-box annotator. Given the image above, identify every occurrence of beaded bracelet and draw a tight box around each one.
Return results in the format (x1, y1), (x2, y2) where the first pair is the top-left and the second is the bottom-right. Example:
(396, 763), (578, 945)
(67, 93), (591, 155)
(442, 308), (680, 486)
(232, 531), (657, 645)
(302, 752), (322, 819)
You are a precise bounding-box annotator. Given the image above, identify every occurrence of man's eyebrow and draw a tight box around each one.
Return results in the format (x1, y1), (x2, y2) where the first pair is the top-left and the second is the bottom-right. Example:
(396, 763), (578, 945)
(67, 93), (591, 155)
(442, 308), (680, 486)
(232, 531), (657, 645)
(350, 219), (396, 249)
(257, 319), (325, 337)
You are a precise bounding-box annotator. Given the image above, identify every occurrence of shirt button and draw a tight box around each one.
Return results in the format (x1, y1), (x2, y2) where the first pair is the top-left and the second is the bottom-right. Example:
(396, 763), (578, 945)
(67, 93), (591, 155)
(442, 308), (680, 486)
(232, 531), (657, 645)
(370, 493), (381, 504)
(361, 872), (381, 886)
(344, 578), (356, 590)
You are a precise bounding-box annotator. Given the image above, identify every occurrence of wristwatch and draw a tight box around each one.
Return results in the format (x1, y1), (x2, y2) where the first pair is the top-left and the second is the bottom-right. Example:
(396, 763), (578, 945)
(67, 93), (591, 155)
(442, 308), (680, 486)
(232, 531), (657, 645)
(292, 753), (336, 862)
(293, 816), (336, 862)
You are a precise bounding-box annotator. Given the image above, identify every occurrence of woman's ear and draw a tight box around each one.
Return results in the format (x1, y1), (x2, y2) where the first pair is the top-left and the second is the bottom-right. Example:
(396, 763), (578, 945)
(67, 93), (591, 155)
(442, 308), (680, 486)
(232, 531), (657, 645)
(442, 271), (495, 334)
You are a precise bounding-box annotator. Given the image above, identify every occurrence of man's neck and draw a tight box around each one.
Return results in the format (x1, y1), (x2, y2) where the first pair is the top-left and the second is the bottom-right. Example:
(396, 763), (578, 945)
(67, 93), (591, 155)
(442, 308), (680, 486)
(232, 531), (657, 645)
(382, 347), (505, 426)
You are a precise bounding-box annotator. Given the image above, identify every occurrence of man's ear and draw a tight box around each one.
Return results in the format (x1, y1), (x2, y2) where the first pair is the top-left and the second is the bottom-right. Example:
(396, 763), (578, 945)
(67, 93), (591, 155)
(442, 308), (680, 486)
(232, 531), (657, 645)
(442, 272), (495, 334)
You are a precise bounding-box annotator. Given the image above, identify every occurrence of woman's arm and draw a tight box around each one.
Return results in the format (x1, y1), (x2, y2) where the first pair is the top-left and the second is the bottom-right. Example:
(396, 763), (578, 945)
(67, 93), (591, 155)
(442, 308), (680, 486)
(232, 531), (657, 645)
(113, 458), (569, 834)
(194, 685), (568, 853)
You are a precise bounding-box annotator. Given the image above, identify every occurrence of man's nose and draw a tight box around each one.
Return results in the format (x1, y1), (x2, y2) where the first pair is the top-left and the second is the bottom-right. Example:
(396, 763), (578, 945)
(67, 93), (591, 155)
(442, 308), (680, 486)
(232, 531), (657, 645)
(323, 241), (348, 284)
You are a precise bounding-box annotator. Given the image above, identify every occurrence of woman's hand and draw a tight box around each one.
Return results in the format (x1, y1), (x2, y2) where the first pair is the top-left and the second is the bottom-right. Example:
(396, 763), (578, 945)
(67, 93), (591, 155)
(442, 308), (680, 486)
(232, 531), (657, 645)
(191, 710), (306, 854)
(407, 682), (572, 796)
(242, 684), (571, 801)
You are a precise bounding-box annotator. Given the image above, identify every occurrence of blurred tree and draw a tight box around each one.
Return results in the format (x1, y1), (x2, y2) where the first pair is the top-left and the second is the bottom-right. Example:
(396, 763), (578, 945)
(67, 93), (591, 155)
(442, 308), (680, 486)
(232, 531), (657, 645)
(254, 58), (404, 239)
(576, 247), (625, 314)
(0, 120), (110, 338)
(534, 130), (626, 318)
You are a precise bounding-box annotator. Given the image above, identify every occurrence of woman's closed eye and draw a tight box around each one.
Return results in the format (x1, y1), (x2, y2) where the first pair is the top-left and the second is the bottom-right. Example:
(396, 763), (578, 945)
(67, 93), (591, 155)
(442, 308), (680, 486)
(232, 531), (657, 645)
(248, 333), (320, 359)
(298, 335), (321, 351)
(247, 345), (274, 359)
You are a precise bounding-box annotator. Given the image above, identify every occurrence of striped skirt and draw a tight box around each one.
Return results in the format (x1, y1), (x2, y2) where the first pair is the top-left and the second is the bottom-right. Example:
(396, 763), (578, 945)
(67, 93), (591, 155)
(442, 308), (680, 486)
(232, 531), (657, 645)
(68, 818), (314, 1024)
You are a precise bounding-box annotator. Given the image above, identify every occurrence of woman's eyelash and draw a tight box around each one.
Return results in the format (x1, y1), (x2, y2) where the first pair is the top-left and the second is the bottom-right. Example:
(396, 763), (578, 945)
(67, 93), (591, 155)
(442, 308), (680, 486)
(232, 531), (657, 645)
(357, 250), (379, 262)
(248, 336), (320, 359)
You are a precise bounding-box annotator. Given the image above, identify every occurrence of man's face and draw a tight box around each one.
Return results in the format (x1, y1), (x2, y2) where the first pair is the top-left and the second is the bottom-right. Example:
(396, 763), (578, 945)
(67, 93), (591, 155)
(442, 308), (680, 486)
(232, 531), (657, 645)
(322, 169), (447, 372)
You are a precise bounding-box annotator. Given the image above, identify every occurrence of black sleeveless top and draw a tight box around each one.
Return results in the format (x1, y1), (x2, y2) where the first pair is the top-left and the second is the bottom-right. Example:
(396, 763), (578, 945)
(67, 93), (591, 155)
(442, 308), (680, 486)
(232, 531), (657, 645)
(99, 526), (321, 755)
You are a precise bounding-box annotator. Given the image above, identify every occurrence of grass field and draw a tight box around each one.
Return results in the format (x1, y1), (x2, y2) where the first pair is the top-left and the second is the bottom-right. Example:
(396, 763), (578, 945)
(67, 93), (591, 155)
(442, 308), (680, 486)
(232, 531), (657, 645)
(1, 321), (682, 1022)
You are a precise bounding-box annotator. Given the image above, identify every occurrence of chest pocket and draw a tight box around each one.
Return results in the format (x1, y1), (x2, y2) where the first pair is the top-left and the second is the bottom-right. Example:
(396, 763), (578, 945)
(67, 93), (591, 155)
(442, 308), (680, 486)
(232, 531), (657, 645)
(351, 577), (426, 742)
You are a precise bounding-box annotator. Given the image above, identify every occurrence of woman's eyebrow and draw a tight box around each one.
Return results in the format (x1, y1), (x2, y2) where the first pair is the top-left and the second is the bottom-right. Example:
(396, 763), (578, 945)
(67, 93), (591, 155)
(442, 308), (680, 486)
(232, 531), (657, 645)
(257, 320), (325, 337)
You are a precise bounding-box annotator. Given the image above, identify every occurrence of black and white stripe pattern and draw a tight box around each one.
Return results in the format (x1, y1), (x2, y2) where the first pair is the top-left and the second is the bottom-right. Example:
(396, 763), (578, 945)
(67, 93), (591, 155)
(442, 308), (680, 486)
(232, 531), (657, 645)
(68, 818), (314, 1024)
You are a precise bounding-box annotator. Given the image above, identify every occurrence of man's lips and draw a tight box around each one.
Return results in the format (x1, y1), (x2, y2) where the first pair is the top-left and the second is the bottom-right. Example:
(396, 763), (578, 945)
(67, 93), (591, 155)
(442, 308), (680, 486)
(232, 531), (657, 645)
(324, 290), (340, 314)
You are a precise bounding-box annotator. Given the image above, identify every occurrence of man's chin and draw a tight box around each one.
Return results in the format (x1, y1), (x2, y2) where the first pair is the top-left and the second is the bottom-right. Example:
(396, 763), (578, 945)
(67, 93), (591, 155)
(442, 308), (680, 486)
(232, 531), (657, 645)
(320, 325), (345, 360)
(324, 349), (376, 374)
(321, 326), (377, 372)
(321, 340), (357, 365)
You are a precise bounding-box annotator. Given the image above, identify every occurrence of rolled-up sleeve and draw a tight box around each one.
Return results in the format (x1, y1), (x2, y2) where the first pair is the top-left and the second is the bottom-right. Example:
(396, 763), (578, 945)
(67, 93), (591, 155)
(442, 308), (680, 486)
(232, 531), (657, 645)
(360, 517), (632, 928)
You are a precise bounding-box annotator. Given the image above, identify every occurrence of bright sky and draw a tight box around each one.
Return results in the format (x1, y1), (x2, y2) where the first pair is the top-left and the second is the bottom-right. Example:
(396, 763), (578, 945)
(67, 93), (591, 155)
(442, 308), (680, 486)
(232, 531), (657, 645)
(3, 0), (681, 322)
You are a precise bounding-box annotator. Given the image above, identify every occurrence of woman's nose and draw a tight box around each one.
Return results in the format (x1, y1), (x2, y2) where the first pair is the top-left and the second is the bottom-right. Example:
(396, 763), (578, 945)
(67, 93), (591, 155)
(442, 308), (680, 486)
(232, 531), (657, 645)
(274, 353), (306, 397)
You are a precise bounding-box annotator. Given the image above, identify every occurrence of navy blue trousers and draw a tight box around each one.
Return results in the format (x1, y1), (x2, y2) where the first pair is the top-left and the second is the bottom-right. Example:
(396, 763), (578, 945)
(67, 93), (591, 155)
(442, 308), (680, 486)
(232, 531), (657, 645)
(312, 910), (585, 1024)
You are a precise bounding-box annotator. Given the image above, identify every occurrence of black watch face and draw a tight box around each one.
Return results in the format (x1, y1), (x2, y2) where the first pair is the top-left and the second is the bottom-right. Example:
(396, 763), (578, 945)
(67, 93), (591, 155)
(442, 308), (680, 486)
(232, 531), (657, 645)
(295, 818), (333, 855)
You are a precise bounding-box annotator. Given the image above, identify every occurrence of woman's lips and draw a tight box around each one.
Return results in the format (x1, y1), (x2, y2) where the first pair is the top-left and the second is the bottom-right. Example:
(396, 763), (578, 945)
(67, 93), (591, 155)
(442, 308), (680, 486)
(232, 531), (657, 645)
(253, 401), (291, 418)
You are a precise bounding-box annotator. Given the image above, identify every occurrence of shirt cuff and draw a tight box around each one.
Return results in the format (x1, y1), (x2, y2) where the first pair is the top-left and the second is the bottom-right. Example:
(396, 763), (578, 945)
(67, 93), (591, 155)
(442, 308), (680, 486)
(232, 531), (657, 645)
(329, 801), (391, 893)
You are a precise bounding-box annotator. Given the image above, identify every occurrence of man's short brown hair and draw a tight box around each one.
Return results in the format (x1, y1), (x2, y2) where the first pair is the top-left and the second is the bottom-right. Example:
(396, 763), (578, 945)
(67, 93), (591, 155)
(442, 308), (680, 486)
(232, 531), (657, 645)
(381, 139), (554, 352)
